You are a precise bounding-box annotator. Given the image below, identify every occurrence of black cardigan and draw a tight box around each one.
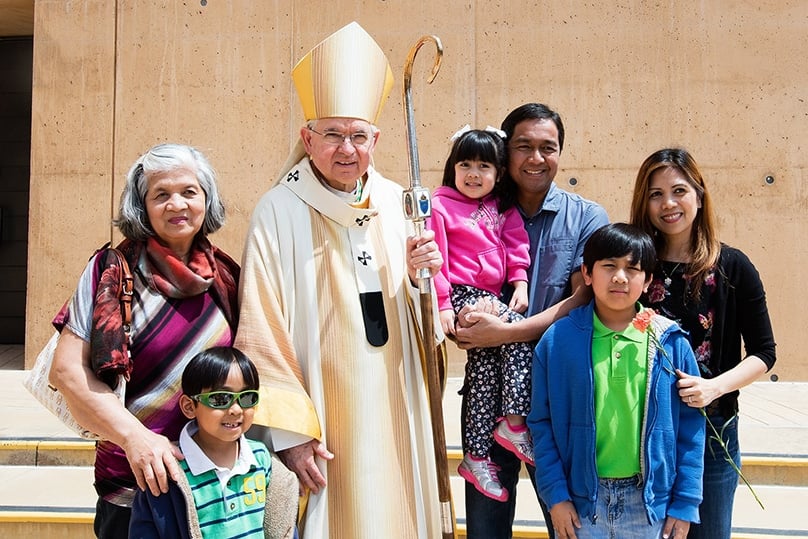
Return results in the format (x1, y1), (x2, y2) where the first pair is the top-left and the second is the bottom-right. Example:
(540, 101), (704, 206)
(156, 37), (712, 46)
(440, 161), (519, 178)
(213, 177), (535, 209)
(698, 245), (776, 419)
(644, 244), (776, 420)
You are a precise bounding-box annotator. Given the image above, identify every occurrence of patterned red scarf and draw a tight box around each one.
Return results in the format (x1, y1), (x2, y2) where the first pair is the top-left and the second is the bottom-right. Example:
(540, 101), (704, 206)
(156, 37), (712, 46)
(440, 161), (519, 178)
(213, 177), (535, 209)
(88, 236), (239, 387)
(143, 236), (215, 298)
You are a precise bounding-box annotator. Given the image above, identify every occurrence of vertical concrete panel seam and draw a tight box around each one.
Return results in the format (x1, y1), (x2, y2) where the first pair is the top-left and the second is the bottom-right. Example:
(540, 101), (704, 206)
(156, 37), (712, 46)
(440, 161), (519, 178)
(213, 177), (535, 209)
(287, 4), (299, 159)
(109, 0), (120, 245)
(472, 0), (477, 127)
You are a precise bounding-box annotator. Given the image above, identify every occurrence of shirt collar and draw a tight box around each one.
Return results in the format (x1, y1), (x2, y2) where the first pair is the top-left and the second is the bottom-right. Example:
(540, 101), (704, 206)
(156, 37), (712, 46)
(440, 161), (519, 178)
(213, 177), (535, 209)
(179, 420), (257, 478)
(592, 310), (646, 343)
(284, 158), (377, 225)
(516, 182), (561, 220)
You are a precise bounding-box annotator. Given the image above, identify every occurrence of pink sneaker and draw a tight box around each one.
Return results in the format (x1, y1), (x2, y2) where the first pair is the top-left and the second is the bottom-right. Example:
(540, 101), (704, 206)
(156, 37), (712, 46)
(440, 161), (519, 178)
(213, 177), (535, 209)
(493, 419), (535, 466)
(457, 453), (509, 502)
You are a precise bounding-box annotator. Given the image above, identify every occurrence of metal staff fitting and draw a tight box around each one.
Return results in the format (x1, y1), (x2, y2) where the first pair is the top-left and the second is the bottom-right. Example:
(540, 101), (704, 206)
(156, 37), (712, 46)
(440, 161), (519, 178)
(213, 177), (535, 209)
(401, 34), (455, 539)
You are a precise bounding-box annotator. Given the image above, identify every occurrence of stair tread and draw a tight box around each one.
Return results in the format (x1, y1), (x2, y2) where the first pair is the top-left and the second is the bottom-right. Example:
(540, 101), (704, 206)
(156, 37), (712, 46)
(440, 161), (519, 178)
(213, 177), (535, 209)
(0, 465), (96, 511)
(5, 371), (808, 535)
(450, 476), (808, 536)
(0, 465), (805, 536)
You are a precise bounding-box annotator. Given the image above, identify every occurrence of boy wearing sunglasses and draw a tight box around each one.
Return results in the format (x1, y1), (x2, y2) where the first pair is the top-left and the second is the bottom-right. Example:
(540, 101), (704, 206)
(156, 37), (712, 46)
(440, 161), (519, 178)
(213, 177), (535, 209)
(129, 346), (298, 539)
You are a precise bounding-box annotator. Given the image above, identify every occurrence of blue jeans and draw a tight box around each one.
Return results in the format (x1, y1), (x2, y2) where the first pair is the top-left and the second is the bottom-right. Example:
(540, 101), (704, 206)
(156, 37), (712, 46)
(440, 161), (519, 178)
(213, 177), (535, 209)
(462, 392), (555, 539)
(576, 476), (664, 539)
(688, 414), (740, 539)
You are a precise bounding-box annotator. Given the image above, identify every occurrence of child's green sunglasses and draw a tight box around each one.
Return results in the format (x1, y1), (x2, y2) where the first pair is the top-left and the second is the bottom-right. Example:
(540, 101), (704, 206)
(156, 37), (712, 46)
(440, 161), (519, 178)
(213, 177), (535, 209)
(191, 390), (260, 409)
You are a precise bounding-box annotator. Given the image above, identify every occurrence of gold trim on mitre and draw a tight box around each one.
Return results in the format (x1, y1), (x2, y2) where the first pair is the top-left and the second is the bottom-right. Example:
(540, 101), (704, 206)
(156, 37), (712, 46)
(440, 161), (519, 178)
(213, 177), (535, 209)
(292, 21), (394, 124)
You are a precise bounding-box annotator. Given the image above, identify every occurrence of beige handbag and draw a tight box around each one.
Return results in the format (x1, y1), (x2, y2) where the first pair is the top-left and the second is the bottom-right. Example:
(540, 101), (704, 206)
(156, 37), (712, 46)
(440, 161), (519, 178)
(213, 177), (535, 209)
(23, 248), (132, 440)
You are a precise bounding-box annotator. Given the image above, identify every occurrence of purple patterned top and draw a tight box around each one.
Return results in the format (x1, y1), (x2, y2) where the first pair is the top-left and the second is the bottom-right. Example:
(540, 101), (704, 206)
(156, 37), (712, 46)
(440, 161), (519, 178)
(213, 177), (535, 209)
(66, 249), (235, 506)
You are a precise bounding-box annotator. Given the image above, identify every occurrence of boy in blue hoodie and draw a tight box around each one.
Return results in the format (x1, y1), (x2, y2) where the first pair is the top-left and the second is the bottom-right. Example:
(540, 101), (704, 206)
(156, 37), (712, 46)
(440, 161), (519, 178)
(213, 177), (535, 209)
(528, 223), (705, 539)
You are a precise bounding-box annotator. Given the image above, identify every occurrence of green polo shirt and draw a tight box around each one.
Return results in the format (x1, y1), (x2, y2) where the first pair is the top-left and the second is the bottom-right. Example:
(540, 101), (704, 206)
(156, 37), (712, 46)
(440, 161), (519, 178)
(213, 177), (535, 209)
(591, 313), (649, 478)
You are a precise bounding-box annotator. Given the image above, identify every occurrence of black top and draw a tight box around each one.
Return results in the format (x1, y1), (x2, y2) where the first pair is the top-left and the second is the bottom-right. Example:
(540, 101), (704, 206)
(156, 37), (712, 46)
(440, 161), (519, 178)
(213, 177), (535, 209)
(643, 244), (777, 419)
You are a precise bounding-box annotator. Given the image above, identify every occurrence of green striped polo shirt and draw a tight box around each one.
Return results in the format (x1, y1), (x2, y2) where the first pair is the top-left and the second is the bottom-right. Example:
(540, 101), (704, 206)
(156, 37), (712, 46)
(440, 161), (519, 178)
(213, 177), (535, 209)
(179, 421), (272, 538)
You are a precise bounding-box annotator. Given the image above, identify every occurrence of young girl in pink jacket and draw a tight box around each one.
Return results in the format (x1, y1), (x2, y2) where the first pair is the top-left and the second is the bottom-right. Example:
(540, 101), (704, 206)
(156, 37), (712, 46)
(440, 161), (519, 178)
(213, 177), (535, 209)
(428, 127), (534, 502)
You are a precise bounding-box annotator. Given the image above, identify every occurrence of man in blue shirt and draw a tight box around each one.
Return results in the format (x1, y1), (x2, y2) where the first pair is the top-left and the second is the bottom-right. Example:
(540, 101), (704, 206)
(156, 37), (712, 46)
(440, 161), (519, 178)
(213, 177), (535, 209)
(455, 103), (609, 539)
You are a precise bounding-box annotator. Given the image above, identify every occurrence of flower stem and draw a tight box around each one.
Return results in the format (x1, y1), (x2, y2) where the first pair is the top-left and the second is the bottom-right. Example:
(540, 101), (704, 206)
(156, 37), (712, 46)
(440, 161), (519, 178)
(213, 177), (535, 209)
(701, 409), (765, 510)
(631, 310), (765, 511)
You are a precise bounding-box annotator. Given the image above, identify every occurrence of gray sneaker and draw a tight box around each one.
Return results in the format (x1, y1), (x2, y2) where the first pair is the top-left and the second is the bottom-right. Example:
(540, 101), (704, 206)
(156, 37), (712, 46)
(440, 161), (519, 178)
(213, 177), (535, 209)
(494, 420), (535, 466)
(457, 453), (509, 502)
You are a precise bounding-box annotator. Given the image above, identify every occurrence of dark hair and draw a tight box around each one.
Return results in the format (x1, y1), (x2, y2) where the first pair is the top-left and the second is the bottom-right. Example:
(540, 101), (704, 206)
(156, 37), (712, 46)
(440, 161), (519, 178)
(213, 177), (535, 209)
(501, 103), (565, 152)
(441, 129), (507, 204)
(629, 148), (720, 300)
(498, 103), (565, 210)
(583, 223), (657, 274)
(181, 346), (259, 396)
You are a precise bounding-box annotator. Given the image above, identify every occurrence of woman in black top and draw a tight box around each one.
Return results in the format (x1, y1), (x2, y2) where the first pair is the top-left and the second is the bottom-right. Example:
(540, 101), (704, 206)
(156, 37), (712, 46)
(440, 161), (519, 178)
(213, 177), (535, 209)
(630, 148), (776, 539)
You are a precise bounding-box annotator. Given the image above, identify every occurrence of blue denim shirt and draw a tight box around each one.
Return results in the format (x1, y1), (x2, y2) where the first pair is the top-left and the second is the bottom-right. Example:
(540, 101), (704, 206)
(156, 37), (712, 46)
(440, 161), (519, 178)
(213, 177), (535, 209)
(518, 183), (609, 316)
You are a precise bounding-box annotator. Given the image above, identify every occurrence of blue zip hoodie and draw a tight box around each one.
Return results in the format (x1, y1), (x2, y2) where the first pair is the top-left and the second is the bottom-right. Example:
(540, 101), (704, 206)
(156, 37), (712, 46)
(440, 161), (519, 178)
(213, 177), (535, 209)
(527, 301), (705, 525)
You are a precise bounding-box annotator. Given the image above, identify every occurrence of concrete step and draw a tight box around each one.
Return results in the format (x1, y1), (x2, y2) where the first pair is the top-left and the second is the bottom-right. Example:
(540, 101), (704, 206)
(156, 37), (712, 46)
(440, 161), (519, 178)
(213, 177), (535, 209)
(450, 477), (808, 538)
(0, 465), (95, 539)
(4, 370), (808, 537)
(444, 447), (808, 489)
(0, 440), (95, 467)
(2, 439), (806, 490)
(0, 464), (805, 539)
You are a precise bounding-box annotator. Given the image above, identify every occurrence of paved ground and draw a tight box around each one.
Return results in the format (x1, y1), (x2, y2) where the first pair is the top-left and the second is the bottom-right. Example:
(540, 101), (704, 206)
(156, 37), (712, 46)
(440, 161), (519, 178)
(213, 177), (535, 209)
(442, 377), (808, 458)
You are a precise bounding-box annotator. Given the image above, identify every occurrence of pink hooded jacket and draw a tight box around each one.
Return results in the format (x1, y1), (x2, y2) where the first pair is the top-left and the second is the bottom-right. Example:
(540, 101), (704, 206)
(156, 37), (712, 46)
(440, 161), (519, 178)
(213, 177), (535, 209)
(427, 186), (530, 311)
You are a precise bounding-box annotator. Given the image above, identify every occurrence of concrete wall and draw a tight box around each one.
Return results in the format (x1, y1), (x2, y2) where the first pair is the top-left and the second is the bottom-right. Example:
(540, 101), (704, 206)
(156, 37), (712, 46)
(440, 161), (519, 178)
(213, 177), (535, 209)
(27, 1), (808, 380)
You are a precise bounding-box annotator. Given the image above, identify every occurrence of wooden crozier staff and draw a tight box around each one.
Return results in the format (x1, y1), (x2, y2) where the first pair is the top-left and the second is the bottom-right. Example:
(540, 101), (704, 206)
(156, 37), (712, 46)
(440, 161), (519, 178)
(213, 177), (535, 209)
(401, 35), (455, 539)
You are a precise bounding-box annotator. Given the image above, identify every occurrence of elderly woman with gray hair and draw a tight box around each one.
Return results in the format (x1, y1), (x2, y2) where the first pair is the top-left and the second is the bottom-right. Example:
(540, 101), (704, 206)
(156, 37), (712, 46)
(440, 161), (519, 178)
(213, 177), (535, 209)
(49, 143), (240, 538)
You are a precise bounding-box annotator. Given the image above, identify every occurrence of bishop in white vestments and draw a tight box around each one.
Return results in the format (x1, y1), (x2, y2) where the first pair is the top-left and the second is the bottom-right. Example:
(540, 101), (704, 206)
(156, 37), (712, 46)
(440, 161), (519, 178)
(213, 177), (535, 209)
(236, 22), (444, 539)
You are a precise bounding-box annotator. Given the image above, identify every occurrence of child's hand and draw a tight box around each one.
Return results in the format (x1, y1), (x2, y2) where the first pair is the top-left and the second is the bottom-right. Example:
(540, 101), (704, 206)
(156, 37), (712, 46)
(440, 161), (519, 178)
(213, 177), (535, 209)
(549, 500), (581, 539)
(457, 296), (498, 323)
(440, 309), (456, 336)
(508, 280), (529, 314)
(662, 516), (691, 538)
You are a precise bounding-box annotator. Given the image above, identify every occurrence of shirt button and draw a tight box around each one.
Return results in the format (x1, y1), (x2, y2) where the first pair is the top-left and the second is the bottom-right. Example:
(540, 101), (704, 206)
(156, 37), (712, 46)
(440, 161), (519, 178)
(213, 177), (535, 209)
(230, 502), (236, 510)
(615, 352), (621, 358)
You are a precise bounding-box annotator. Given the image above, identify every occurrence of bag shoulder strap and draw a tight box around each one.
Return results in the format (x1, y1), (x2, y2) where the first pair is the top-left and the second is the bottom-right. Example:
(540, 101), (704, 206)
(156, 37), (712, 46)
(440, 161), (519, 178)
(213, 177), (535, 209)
(108, 248), (134, 331)
(93, 243), (134, 339)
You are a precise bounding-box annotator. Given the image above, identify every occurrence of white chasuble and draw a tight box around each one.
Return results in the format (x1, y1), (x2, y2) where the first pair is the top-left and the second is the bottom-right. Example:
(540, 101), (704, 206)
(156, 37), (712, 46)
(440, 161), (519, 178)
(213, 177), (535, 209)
(236, 158), (441, 538)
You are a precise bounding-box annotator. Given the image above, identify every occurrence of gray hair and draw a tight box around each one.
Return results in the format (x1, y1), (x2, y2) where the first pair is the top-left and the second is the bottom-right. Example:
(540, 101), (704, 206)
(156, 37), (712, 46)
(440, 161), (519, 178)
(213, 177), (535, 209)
(114, 143), (225, 241)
